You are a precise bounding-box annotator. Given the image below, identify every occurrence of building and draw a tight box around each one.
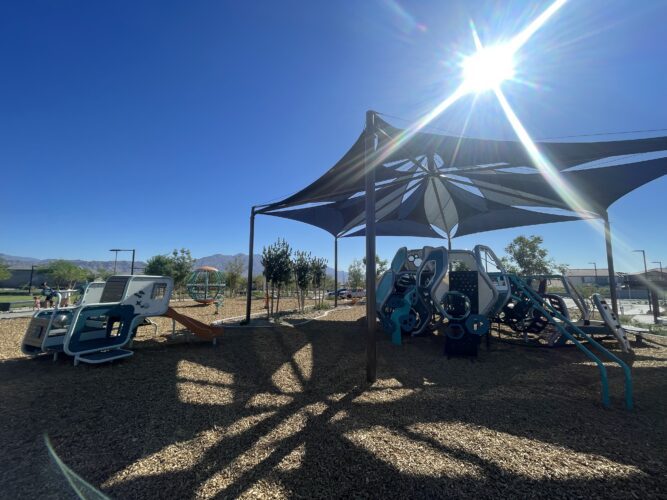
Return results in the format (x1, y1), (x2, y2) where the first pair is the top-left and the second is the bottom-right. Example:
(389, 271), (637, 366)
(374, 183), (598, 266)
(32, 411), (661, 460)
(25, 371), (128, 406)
(565, 268), (614, 287)
(621, 269), (667, 291)
(0, 267), (50, 290)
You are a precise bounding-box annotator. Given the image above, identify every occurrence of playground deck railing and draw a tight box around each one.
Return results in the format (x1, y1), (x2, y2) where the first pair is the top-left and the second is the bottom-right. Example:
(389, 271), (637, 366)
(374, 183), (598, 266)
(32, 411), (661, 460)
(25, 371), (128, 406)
(508, 275), (633, 410)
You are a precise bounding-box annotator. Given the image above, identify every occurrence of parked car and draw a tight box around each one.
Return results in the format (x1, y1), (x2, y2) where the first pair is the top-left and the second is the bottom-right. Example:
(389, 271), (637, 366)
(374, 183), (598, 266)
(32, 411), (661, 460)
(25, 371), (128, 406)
(339, 288), (365, 299)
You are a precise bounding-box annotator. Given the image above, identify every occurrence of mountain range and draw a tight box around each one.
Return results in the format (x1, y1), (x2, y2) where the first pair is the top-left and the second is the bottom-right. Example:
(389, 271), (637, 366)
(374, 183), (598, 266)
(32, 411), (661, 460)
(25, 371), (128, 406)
(0, 253), (347, 281)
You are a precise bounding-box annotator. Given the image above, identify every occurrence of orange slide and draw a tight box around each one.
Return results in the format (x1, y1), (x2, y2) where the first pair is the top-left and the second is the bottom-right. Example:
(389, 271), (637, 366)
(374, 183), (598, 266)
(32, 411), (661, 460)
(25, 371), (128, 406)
(164, 307), (223, 341)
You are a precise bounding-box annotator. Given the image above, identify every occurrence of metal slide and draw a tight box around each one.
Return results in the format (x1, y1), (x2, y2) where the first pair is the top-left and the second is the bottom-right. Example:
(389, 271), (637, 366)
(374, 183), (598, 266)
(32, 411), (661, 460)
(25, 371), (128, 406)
(591, 293), (632, 353)
(508, 275), (633, 410)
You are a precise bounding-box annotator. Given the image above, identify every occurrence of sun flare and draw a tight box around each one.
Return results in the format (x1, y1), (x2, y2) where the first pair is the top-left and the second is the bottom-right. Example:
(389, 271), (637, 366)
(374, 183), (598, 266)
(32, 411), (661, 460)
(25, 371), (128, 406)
(462, 44), (515, 93)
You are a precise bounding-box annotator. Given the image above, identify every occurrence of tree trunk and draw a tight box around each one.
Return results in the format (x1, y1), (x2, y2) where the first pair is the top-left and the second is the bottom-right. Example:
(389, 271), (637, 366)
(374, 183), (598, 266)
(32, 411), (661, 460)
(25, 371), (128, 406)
(270, 283), (274, 316)
(276, 286), (281, 315)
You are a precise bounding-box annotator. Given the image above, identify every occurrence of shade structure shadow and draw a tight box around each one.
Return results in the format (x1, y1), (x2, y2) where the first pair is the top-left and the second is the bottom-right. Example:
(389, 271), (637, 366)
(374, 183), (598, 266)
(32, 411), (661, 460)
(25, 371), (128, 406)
(0, 309), (665, 499)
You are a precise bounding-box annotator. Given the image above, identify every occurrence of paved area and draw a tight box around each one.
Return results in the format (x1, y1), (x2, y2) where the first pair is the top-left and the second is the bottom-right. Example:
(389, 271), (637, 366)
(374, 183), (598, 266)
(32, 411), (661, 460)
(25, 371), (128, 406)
(0, 308), (36, 320)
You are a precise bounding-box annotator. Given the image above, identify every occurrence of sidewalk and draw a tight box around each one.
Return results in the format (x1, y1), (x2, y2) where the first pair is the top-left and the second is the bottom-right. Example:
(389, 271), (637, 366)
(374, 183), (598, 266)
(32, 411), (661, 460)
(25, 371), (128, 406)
(0, 308), (36, 320)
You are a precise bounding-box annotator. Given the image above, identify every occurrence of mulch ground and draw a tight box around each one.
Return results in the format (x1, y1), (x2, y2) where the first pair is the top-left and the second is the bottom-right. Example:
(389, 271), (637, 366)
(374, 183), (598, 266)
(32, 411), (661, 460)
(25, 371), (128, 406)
(1, 300), (666, 499)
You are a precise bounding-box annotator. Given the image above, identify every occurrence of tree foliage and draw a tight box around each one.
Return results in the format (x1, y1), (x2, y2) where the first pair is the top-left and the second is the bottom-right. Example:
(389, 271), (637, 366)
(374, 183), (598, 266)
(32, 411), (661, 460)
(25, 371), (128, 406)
(145, 255), (174, 276)
(310, 256), (327, 307)
(362, 255), (388, 278)
(144, 249), (194, 298)
(41, 260), (88, 288)
(171, 248), (194, 291)
(224, 255), (246, 297)
(348, 259), (365, 289)
(261, 239), (292, 316)
(252, 274), (264, 292)
(501, 235), (564, 275)
(0, 259), (10, 281)
(293, 251), (312, 312)
(95, 268), (114, 281)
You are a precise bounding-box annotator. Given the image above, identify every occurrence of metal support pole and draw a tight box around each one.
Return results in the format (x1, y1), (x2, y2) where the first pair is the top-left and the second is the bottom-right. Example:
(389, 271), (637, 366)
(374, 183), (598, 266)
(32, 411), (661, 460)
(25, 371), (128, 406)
(641, 251), (651, 313)
(131, 249), (135, 275)
(334, 236), (338, 308)
(364, 110), (377, 384)
(602, 212), (619, 317)
(244, 208), (256, 324)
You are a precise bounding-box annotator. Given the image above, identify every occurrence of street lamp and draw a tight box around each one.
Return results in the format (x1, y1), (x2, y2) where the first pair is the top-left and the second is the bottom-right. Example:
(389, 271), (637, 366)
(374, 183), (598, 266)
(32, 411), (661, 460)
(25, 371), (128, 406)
(588, 262), (598, 287)
(633, 249), (651, 313)
(109, 249), (136, 275)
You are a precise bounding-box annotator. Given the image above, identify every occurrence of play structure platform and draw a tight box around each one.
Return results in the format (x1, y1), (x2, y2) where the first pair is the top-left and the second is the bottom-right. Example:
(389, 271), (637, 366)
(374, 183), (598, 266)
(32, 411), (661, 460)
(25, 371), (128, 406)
(376, 244), (636, 409)
(21, 275), (224, 365)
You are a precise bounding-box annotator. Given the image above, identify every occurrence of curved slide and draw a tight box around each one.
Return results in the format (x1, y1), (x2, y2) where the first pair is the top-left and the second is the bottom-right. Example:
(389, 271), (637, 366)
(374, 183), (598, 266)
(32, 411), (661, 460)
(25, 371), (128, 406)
(164, 307), (223, 341)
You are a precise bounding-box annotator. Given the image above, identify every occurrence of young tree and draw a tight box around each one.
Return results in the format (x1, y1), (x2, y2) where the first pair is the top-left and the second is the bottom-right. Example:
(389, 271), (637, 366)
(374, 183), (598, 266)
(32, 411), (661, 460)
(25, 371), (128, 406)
(170, 248), (194, 298)
(323, 274), (336, 292)
(555, 263), (570, 276)
(144, 255), (174, 276)
(224, 255), (246, 297)
(311, 256), (328, 307)
(261, 239), (292, 316)
(293, 251), (312, 312)
(501, 235), (554, 275)
(0, 259), (10, 281)
(348, 259), (365, 289)
(252, 274), (264, 292)
(238, 276), (248, 297)
(362, 254), (388, 278)
(41, 260), (88, 288)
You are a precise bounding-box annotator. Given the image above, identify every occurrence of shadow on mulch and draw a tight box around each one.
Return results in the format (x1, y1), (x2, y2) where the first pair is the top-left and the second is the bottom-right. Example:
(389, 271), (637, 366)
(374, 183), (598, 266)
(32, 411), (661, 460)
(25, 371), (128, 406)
(0, 311), (665, 499)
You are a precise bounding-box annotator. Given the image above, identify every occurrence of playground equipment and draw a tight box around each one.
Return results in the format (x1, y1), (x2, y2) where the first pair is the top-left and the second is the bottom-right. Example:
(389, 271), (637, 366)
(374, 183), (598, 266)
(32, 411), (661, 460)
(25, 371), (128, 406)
(22, 276), (174, 365)
(186, 266), (225, 304)
(377, 245), (634, 409)
(376, 244), (503, 356)
(22, 275), (227, 365)
(496, 274), (633, 353)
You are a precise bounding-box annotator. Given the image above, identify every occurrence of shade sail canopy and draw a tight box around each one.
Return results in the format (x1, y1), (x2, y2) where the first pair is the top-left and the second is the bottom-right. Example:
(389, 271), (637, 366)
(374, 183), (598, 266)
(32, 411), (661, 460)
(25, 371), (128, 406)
(259, 114), (667, 239)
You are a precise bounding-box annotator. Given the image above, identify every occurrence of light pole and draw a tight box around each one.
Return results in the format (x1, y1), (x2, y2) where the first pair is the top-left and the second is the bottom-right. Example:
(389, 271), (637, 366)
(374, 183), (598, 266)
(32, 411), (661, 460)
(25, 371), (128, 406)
(588, 262), (598, 288)
(28, 264), (36, 295)
(633, 249), (651, 313)
(652, 260), (664, 302)
(109, 249), (136, 275)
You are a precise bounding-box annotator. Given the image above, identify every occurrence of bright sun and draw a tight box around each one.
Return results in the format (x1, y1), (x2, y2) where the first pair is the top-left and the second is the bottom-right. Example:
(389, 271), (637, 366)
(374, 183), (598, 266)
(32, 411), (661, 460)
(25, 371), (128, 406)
(462, 44), (515, 93)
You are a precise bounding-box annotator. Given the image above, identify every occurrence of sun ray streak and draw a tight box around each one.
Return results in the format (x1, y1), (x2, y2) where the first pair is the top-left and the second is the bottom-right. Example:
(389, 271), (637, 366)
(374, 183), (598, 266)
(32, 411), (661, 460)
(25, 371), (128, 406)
(373, 83), (468, 166)
(508, 0), (568, 53)
(493, 87), (597, 218)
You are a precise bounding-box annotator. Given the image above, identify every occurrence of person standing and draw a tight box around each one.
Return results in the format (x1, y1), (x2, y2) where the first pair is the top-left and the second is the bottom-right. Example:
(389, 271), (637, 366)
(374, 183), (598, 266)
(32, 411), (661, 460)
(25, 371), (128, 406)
(61, 289), (70, 307)
(41, 282), (54, 308)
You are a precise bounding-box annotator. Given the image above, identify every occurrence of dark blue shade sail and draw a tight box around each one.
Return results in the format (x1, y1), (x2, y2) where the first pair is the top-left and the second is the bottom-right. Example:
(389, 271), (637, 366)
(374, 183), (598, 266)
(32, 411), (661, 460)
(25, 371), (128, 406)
(259, 115), (667, 239)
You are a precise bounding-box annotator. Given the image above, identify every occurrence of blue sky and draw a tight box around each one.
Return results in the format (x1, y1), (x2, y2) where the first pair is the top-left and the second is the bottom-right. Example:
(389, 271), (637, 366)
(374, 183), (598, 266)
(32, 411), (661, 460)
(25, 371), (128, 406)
(1, 0), (665, 273)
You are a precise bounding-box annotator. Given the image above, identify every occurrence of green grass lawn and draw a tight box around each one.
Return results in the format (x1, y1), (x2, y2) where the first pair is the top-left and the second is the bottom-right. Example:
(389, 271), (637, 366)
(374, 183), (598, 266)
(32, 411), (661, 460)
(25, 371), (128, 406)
(0, 294), (34, 303)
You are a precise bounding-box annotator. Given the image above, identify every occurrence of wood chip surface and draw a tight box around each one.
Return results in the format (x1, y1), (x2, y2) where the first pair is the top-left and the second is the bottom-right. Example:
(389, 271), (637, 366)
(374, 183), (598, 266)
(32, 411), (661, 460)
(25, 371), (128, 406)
(1, 299), (665, 498)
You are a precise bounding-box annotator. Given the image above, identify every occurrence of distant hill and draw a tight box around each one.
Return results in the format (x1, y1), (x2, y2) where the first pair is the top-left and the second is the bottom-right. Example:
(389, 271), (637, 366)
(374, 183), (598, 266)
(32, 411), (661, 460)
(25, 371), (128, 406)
(1, 252), (347, 281)
(0, 253), (144, 274)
